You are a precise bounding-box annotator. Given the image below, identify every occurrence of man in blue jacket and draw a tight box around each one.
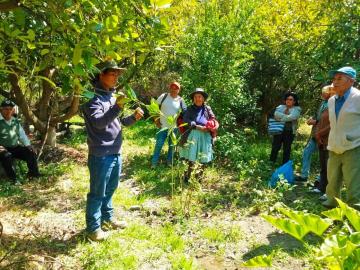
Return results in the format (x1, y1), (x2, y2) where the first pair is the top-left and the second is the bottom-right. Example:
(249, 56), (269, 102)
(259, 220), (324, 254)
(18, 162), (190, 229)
(83, 60), (143, 241)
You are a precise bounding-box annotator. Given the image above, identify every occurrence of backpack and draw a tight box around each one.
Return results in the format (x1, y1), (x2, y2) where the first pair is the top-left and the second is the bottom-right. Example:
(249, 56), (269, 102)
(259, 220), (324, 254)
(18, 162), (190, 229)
(159, 93), (186, 133)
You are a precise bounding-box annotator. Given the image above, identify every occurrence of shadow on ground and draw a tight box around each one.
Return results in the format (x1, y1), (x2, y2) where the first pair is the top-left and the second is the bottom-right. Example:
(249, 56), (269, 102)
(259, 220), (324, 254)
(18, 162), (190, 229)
(0, 231), (83, 269)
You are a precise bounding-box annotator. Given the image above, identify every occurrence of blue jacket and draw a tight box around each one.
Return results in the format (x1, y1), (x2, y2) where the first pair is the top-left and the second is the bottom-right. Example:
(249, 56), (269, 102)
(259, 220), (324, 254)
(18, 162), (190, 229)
(83, 84), (136, 156)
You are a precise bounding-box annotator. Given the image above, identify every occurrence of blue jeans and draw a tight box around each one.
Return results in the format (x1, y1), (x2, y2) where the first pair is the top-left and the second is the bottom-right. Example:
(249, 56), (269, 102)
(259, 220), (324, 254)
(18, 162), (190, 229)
(151, 129), (175, 166)
(300, 138), (317, 178)
(86, 154), (122, 233)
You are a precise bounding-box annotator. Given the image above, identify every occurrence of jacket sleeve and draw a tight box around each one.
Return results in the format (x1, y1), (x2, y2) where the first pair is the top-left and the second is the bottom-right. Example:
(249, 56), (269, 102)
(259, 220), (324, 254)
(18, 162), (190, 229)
(18, 124), (31, 146)
(206, 105), (215, 120)
(120, 114), (137, 127)
(315, 110), (330, 138)
(180, 98), (187, 111)
(275, 106), (301, 122)
(84, 98), (121, 129)
(183, 107), (196, 127)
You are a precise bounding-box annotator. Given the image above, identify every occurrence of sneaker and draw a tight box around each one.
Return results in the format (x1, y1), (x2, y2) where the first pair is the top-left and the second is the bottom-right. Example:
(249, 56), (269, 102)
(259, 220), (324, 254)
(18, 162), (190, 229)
(309, 188), (322, 194)
(295, 175), (308, 182)
(88, 229), (108, 241)
(322, 199), (337, 209)
(319, 194), (328, 201)
(102, 220), (127, 231)
(13, 180), (22, 186)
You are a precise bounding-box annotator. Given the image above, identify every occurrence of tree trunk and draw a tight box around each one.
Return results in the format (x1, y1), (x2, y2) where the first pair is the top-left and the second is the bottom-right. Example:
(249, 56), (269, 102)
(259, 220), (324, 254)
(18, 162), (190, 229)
(44, 126), (57, 147)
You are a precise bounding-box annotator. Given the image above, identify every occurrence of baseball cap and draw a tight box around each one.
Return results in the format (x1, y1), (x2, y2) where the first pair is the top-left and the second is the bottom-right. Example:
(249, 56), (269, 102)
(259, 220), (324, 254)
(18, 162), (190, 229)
(329, 66), (357, 80)
(0, 100), (16, 108)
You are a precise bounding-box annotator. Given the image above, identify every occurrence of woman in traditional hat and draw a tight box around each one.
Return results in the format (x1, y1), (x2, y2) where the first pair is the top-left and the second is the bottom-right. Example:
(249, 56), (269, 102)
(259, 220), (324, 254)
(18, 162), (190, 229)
(179, 88), (218, 183)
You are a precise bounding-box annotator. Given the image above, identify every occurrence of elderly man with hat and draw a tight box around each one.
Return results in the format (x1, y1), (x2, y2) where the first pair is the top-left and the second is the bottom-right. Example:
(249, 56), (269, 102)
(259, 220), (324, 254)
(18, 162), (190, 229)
(151, 81), (186, 168)
(0, 100), (40, 184)
(82, 60), (144, 241)
(322, 66), (360, 209)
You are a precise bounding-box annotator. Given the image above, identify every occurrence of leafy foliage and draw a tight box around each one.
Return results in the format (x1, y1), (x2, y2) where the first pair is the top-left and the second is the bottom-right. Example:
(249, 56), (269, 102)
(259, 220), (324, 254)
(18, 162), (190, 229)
(258, 200), (360, 269)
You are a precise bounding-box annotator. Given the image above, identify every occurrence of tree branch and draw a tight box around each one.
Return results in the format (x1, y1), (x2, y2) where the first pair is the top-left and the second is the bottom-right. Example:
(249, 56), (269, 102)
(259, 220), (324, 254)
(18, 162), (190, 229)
(8, 73), (46, 132)
(0, 89), (11, 99)
(38, 68), (55, 121)
(50, 92), (80, 124)
(0, 0), (20, 11)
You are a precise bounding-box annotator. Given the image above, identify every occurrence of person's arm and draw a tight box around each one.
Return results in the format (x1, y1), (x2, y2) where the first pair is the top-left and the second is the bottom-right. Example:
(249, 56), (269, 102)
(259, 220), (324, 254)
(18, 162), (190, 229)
(275, 106), (301, 122)
(205, 105), (215, 120)
(180, 98), (187, 111)
(120, 114), (137, 127)
(84, 99), (121, 129)
(315, 111), (330, 143)
(18, 124), (31, 146)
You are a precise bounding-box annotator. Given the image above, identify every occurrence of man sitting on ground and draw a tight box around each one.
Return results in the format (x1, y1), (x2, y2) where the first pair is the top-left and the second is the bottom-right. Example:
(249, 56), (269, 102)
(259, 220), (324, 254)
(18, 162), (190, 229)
(0, 100), (40, 184)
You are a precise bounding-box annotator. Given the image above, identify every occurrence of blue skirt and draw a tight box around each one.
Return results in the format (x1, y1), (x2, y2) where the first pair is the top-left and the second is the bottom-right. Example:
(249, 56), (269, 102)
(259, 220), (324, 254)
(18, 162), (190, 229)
(179, 129), (213, 163)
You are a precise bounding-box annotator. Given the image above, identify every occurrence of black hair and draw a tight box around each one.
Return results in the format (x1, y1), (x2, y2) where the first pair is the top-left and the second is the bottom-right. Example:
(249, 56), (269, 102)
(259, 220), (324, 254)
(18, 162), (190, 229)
(283, 92), (299, 106)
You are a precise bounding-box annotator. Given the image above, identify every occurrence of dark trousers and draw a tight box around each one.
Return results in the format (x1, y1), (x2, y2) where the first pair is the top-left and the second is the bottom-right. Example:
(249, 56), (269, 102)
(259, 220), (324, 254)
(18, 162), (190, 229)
(0, 146), (39, 181)
(318, 146), (329, 193)
(270, 130), (295, 164)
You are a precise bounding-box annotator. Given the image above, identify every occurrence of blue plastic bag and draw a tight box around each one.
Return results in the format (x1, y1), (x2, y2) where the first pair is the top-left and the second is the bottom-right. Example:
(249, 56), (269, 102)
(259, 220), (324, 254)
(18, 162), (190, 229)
(268, 160), (294, 188)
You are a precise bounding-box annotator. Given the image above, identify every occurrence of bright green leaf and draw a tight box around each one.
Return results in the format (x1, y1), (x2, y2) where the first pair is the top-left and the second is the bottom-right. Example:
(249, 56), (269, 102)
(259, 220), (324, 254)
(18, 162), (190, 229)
(319, 234), (358, 260)
(150, 0), (172, 8)
(112, 35), (127, 42)
(322, 208), (344, 221)
(336, 199), (360, 231)
(27, 43), (36, 50)
(349, 232), (360, 244)
(242, 254), (272, 267)
(40, 49), (50, 56)
(262, 215), (308, 241)
(73, 44), (82, 65)
(105, 36), (111, 46)
(125, 85), (138, 101)
(277, 207), (331, 236)
(82, 89), (96, 99)
(27, 29), (35, 41)
(105, 15), (119, 29)
(34, 75), (57, 89)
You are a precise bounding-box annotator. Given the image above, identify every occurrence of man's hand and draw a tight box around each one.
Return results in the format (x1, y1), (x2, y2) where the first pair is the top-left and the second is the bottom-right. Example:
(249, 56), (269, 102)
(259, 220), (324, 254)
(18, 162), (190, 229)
(116, 92), (129, 109)
(315, 134), (323, 146)
(27, 145), (36, 153)
(134, 107), (144, 121)
(196, 125), (207, 132)
(307, 118), (316, 125)
(154, 118), (161, 128)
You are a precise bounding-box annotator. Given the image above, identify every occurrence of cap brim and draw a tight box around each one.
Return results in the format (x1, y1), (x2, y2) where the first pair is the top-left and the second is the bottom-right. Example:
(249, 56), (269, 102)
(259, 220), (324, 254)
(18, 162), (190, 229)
(328, 70), (354, 79)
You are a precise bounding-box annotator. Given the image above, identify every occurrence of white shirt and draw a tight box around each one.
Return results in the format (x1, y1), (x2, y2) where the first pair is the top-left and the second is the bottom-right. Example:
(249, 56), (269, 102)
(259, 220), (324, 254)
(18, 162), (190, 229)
(157, 93), (183, 128)
(0, 114), (31, 146)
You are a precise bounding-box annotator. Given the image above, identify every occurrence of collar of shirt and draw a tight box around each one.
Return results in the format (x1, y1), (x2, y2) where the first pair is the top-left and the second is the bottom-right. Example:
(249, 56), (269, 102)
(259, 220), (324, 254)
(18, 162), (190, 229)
(0, 114), (15, 124)
(335, 87), (352, 101)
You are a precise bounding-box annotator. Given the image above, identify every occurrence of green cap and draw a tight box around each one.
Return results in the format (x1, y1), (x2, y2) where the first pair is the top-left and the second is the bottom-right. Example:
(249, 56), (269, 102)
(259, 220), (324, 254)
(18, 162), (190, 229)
(96, 60), (126, 74)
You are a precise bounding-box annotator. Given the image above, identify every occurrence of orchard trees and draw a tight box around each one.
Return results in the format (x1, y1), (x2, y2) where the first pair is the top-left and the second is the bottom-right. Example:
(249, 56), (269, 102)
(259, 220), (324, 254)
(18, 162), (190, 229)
(0, 0), (172, 145)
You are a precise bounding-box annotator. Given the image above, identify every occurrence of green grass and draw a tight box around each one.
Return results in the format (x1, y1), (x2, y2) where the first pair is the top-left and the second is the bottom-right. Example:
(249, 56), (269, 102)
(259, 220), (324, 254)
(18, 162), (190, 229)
(0, 120), (329, 269)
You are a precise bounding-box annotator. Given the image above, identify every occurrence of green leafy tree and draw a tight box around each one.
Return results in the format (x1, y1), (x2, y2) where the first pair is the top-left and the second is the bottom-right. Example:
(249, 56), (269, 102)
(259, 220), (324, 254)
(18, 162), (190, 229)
(0, 0), (172, 145)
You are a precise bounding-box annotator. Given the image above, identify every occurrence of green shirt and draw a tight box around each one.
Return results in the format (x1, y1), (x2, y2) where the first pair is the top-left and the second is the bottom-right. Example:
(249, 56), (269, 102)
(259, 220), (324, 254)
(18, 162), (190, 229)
(0, 115), (30, 147)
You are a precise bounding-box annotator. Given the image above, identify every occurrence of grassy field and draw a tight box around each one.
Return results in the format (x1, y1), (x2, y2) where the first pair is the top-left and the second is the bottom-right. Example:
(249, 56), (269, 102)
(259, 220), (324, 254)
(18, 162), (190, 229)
(0, 120), (327, 269)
